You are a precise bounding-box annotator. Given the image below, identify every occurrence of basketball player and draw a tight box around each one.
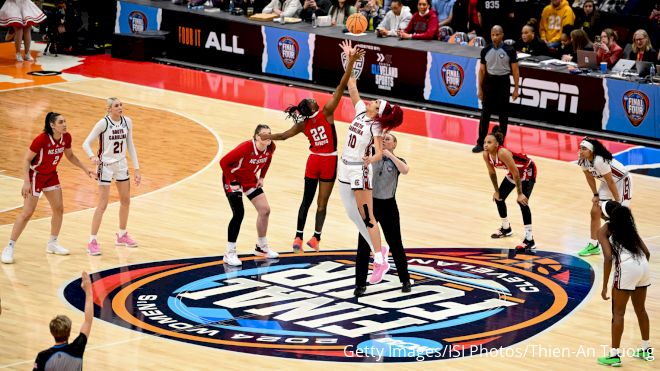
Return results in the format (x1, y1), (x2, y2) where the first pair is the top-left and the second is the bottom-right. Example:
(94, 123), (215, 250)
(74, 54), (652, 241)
(259, 40), (362, 253)
(483, 127), (537, 250)
(1, 113), (95, 264)
(577, 137), (632, 257)
(220, 124), (279, 267)
(597, 203), (652, 367)
(340, 49), (404, 285)
(82, 98), (141, 256)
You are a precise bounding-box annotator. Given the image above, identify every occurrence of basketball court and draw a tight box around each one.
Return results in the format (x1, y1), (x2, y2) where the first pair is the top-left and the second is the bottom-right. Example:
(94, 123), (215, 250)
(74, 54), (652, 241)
(0, 41), (659, 369)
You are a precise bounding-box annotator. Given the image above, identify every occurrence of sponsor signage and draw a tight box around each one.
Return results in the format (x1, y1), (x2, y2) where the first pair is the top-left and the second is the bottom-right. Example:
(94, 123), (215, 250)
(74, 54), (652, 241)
(604, 79), (657, 138)
(263, 27), (314, 81)
(115, 1), (162, 34)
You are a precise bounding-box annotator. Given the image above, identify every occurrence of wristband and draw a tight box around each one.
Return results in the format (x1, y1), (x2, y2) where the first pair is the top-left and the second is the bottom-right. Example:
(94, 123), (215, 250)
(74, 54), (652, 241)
(593, 193), (598, 196)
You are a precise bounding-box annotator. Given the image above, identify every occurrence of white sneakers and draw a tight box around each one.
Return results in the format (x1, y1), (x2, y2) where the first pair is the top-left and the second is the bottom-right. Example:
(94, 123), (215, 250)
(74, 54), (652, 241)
(1, 245), (14, 264)
(46, 241), (70, 255)
(254, 245), (279, 259)
(223, 250), (242, 266)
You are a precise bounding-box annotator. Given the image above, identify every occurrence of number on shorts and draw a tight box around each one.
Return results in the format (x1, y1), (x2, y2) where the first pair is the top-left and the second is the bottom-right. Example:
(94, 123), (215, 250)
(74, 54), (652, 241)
(310, 126), (327, 142)
(113, 141), (124, 154)
(623, 177), (631, 201)
(52, 155), (60, 166)
(348, 133), (357, 148)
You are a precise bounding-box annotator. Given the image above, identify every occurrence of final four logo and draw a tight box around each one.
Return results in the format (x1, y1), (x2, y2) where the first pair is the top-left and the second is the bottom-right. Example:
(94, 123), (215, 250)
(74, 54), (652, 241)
(277, 37), (299, 69)
(441, 62), (464, 96)
(127, 11), (148, 33)
(622, 90), (650, 126)
(62, 249), (592, 362)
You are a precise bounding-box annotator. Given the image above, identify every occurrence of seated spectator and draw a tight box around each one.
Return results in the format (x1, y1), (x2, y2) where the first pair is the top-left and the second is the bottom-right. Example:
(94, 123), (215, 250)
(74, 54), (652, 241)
(563, 28), (592, 61)
(516, 19), (549, 56)
(622, 29), (658, 62)
(540, 0), (576, 48)
(555, 29), (573, 59)
(299, 0), (332, 21)
(573, 0), (600, 41)
(433, 0), (455, 27)
(263, 0), (303, 17)
(328, 0), (357, 26)
(398, 0), (438, 39)
(377, 0), (412, 37)
(357, 0), (381, 30)
(33, 272), (93, 370)
(595, 28), (623, 68)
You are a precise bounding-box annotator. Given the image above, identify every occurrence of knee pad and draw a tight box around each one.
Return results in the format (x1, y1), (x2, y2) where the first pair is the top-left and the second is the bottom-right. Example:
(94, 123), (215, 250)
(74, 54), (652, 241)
(361, 204), (374, 228)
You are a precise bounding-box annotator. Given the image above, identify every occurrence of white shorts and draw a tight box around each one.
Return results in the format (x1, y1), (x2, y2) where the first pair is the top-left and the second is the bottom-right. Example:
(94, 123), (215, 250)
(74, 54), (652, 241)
(614, 255), (650, 291)
(98, 158), (129, 185)
(598, 176), (632, 207)
(337, 159), (372, 190)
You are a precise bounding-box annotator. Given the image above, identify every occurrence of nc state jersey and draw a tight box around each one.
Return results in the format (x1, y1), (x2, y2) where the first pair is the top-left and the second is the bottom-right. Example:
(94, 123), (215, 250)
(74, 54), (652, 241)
(303, 111), (337, 154)
(29, 132), (71, 174)
(341, 101), (383, 162)
(488, 146), (536, 181)
(220, 139), (276, 187)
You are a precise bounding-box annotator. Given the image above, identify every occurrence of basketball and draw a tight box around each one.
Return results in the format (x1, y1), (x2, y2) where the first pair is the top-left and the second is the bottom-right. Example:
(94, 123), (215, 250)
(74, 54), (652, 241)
(346, 13), (368, 34)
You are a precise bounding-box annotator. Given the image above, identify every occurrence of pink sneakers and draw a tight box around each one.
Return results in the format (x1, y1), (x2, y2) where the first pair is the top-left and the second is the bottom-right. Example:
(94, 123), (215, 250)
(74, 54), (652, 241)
(292, 237), (303, 253)
(306, 237), (320, 252)
(368, 246), (390, 284)
(115, 232), (138, 247)
(87, 240), (101, 256)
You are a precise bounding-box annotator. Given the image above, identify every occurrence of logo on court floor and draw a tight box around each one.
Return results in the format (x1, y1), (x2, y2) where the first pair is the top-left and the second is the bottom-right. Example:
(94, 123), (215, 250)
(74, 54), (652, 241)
(62, 249), (593, 362)
(622, 90), (650, 126)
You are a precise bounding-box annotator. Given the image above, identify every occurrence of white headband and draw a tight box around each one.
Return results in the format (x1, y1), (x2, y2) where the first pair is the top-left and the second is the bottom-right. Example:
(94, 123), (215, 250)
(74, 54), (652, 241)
(378, 100), (389, 117)
(580, 140), (594, 151)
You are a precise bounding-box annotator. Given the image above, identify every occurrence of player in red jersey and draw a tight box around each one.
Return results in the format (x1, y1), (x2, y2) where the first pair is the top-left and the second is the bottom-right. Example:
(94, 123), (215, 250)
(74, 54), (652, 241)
(483, 127), (537, 251)
(1, 112), (96, 264)
(220, 124), (280, 267)
(260, 40), (362, 254)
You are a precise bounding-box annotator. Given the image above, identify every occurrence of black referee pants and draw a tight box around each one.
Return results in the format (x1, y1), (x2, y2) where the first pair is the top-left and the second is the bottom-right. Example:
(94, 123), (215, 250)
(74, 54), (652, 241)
(355, 197), (410, 287)
(477, 74), (511, 147)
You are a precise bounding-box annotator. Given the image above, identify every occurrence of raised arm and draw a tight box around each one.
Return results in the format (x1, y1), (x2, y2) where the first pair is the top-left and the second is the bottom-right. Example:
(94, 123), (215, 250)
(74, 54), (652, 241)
(324, 41), (365, 116)
(79, 272), (94, 337)
(347, 76), (361, 106)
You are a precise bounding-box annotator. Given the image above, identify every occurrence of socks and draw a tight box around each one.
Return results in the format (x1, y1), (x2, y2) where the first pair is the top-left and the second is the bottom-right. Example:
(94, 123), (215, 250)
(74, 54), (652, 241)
(590, 238), (599, 247)
(642, 340), (651, 349)
(313, 231), (321, 240)
(8, 240), (15, 248)
(501, 218), (510, 229)
(524, 225), (533, 241)
(89, 235), (97, 243)
(609, 348), (620, 357)
(49, 235), (58, 243)
(118, 229), (127, 237)
(374, 252), (383, 265)
(257, 237), (268, 248)
(295, 230), (303, 239)
(227, 242), (237, 252)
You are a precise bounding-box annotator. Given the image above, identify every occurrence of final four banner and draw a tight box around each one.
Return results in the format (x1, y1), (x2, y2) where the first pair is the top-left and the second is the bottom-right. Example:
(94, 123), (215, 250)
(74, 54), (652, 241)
(603, 79), (657, 139)
(262, 27), (314, 81)
(424, 52), (479, 109)
(115, 1), (162, 34)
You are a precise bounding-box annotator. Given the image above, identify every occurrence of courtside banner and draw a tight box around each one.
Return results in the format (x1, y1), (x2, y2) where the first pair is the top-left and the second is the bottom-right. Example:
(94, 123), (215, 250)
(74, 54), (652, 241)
(424, 52), (479, 109)
(160, 10), (263, 74)
(603, 79), (657, 139)
(115, 0), (162, 34)
(262, 27), (314, 81)
(312, 36), (427, 101)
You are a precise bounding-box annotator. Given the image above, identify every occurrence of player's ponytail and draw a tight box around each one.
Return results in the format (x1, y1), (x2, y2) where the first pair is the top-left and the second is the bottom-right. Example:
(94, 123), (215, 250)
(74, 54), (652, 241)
(284, 99), (314, 123)
(609, 206), (645, 259)
(43, 112), (60, 135)
(582, 137), (613, 163)
(378, 103), (403, 130)
(490, 126), (504, 145)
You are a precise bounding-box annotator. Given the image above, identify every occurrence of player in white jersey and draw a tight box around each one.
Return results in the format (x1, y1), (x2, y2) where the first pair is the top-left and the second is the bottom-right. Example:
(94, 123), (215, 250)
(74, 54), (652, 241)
(577, 137), (632, 257)
(338, 44), (404, 285)
(82, 97), (141, 256)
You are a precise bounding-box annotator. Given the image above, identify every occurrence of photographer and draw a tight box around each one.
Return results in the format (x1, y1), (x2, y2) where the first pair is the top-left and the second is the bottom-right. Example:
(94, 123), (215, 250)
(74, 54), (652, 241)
(299, 0), (331, 22)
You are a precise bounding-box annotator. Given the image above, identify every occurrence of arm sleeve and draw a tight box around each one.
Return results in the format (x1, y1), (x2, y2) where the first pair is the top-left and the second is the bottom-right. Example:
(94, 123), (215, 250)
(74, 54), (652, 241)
(378, 12), (392, 31)
(69, 333), (88, 357)
(125, 117), (140, 169)
(507, 45), (518, 63)
(82, 119), (107, 158)
(220, 142), (248, 184)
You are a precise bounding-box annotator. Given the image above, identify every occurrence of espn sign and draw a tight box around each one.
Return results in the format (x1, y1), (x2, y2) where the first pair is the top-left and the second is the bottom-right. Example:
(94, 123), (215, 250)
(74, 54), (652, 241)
(510, 77), (579, 114)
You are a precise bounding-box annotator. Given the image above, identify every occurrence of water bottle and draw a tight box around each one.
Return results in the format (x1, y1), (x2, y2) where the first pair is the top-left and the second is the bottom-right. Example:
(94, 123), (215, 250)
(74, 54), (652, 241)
(312, 13), (317, 28)
(280, 12), (286, 24)
(650, 64), (657, 79)
(228, 0), (234, 12)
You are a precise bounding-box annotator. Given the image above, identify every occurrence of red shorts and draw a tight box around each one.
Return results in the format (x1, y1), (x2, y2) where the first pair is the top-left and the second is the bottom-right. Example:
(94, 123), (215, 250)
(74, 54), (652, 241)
(305, 154), (337, 181)
(29, 170), (61, 196)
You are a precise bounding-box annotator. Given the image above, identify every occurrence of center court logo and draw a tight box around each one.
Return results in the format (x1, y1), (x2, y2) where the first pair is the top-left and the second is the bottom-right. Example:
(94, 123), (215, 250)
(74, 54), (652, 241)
(62, 248), (593, 362)
(622, 90), (650, 126)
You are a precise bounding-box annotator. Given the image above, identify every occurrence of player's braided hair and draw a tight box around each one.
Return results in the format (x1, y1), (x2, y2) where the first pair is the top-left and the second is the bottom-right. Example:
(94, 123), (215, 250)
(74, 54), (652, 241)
(284, 99), (314, 124)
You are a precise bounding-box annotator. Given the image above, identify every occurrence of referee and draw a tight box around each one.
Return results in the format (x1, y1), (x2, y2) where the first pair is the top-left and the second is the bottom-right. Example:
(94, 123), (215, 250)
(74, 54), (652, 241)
(472, 25), (520, 153)
(355, 133), (411, 296)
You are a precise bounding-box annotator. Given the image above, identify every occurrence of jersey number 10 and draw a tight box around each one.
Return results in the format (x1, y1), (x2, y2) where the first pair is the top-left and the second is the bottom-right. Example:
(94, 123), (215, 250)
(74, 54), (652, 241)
(348, 133), (357, 148)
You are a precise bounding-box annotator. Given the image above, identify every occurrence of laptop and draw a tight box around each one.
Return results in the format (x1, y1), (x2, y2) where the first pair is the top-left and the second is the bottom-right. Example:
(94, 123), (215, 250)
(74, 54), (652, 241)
(635, 61), (654, 77)
(577, 50), (598, 70)
(612, 59), (636, 73)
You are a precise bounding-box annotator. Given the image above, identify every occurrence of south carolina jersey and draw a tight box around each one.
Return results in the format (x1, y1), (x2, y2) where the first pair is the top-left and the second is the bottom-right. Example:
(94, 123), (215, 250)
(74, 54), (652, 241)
(29, 132), (71, 174)
(303, 111), (337, 154)
(83, 116), (139, 169)
(220, 139), (276, 189)
(488, 146), (536, 181)
(341, 101), (383, 162)
(579, 156), (628, 183)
